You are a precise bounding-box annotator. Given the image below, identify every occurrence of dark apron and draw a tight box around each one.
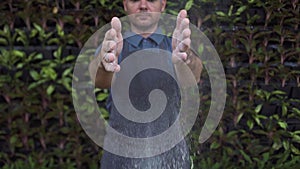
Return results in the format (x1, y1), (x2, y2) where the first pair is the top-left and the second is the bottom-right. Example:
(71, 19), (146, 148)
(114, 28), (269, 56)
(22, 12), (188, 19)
(101, 36), (190, 169)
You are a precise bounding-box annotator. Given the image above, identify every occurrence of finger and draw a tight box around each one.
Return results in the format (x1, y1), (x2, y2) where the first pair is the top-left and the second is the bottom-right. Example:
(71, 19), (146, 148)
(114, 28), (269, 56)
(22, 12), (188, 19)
(103, 62), (121, 72)
(101, 52), (120, 72)
(103, 52), (116, 63)
(111, 17), (122, 36)
(111, 17), (123, 56)
(176, 10), (187, 30)
(181, 28), (191, 41)
(172, 52), (188, 64)
(104, 28), (117, 42)
(179, 9), (188, 19)
(179, 18), (190, 34)
(172, 28), (190, 53)
(178, 51), (188, 61)
(178, 38), (191, 52)
(102, 40), (117, 53)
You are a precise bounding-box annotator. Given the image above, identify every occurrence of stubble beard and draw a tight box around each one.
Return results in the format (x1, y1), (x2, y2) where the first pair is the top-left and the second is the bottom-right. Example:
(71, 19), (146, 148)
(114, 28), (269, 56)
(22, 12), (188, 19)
(130, 13), (161, 35)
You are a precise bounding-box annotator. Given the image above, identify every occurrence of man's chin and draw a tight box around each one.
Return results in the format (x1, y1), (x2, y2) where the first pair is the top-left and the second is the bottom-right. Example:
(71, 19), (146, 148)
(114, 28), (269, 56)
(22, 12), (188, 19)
(135, 16), (152, 23)
(133, 20), (154, 29)
(134, 25), (154, 32)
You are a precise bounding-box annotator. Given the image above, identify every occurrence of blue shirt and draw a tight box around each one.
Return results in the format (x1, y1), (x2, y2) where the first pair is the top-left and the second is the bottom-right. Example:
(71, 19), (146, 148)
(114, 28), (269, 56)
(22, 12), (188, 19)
(118, 28), (172, 61)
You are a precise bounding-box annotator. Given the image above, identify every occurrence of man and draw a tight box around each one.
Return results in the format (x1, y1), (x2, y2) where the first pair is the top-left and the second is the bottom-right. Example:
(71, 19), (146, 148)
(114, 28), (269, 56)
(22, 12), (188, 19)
(89, 0), (202, 168)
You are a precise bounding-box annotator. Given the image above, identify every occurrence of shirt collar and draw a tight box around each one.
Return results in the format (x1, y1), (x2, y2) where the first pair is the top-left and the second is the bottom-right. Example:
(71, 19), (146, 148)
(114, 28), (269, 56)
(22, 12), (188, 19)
(124, 27), (165, 48)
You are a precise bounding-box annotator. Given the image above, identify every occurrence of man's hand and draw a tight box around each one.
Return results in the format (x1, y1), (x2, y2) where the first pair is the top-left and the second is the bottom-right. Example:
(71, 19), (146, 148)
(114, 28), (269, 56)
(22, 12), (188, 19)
(172, 10), (191, 64)
(98, 17), (123, 72)
(89, 17), (123, 88)
(172, 10), (202, 83)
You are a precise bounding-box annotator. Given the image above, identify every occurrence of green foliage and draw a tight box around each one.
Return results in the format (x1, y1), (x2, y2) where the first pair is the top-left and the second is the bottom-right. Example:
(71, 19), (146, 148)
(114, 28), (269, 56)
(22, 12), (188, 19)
(189, 0), (300, 168)
(0, 0), (299, 168)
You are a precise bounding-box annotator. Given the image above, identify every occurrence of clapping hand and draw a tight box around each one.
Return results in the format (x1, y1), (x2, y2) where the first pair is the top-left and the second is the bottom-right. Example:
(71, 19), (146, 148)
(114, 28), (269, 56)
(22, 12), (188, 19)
(98, 17), (123, 72)
(172, 10), (191, 64)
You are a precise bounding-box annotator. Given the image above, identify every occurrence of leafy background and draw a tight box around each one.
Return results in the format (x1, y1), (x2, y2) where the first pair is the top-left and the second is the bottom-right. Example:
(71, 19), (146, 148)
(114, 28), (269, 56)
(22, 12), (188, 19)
(0, 0), (299, 168)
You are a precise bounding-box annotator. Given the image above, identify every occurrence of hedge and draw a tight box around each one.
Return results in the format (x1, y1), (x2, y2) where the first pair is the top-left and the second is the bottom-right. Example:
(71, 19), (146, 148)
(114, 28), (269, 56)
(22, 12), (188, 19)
(0, 0), (299, 168)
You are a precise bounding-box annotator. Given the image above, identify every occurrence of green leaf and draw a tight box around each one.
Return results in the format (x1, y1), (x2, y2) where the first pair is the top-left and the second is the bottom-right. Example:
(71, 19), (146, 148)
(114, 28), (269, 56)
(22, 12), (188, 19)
(198, 44), (204, 55)
(292, 107), (300, 115)
(30, 29), (38, 38)
(255, 104), (263, 113)
(60, 77), (72, 91)
(47, 38), (60, 45)
(34, 53), (43, 60)
(16, 63), (24, 69)
(253, 129), (267, 135)
(282, 104), (288, 116)
(236, 113), (244, 124)
(278, 121), (288, 130)
(291, 144), (300, 155)
(291, 133), (300, 143)
(228, 5), (233, 16)
(33, 23), (42, 32)
(42, 67), (57, 80)
(54, 46), (62, 59)
(235, 6), (247, 16)
(16, 36), (27, 45)
(283, 140), (290, 150)
(60, 127), (70, 134)
(272, 137), (282, 150)
(216, 11), (226, 17)
(29, 70), (40, 81)
(57, 24), (65, 37)
(10, 135), (18, 145)
(254, 115), (262, 127)
(271, 90), (286, 95)
(227, 130), (239, 137)
(240, 150), (252, 163)
(28, 82), (40, 90)
(62, 67), (73, 77)
(12, 50), (25, 58)
(255, 89), (264, 98)
(65, 55), (75, 62)
(262, 152), (270, 162)
(14, 71), (23, 79)
(210, 141), (220, 149)
(47, 85), (55, 95)
(185, 0), (194, 11)
(247, 120), (254, 130)
(0, 38), (8, 45)
(97, 93), (108, 101)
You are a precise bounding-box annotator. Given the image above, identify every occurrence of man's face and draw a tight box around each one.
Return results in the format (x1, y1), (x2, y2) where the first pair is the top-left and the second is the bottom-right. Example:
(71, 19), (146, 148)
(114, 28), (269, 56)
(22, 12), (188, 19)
(123, 0), (167, 31)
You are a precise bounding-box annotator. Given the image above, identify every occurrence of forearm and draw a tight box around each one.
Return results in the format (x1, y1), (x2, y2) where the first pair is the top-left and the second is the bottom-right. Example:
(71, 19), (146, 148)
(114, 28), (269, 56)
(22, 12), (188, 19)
(174, 51), (202, 89)
(89, 56), (114, 89)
